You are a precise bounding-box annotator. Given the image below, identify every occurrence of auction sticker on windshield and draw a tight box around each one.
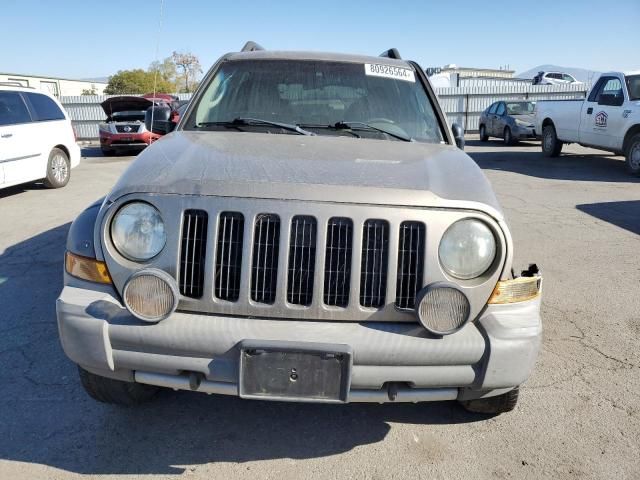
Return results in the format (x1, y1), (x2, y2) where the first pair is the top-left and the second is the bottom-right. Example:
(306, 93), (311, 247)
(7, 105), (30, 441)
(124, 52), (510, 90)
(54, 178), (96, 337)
(365, 64), (415, 82)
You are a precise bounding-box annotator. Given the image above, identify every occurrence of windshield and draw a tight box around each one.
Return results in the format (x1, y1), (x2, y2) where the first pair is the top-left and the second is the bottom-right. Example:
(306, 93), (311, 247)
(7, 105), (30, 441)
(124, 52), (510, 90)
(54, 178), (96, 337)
(505, 102), (535, 115)
(111, 110), (146, 122)
(185, 60), (445, 143)
(626, 75), (640, 101)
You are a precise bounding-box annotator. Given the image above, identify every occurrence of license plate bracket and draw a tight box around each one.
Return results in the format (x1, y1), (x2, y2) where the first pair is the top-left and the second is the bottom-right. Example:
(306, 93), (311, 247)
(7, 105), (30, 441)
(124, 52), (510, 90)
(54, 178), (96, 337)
(239, 340), (352, 403)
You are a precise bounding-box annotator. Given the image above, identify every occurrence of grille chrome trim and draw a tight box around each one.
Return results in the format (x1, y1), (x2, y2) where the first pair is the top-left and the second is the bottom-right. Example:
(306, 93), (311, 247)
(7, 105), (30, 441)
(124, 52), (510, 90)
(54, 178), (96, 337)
(250, 214), (280, 304)
(287, 216), (317, 306)
(179, 210), (208, 298)
(360, 219), (389, 308)
(214, 212), (244, 301)
(323, 217), (353, 307)
(395, 221), (426, 309)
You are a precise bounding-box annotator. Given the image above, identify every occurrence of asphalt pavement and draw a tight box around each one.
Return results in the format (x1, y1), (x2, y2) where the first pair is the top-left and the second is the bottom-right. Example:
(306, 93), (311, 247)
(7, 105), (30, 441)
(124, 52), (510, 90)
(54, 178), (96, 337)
(0, 139), (638, 479)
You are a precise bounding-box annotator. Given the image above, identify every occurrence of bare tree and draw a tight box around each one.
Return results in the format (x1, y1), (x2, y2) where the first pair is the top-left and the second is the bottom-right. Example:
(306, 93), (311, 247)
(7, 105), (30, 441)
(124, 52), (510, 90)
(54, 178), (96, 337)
(171, 51), (202, 93)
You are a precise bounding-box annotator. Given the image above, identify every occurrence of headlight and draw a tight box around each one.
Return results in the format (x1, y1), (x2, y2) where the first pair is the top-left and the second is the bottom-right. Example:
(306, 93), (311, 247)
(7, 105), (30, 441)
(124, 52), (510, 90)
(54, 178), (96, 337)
(439, 219), (496, 280)
(98, 123), (113, 133)
(515, 119), (533, 128)
(111, 202), (166, 261)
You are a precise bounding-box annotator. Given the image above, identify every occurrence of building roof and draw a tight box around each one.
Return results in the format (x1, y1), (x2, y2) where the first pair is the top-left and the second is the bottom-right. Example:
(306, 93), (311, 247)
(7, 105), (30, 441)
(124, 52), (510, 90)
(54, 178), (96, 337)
(0, 72), (108, 84)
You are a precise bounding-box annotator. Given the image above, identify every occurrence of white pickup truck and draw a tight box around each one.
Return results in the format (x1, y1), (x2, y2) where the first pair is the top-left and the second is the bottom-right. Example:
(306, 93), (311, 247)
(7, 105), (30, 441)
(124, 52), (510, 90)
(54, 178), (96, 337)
(535, 71), (640, 175)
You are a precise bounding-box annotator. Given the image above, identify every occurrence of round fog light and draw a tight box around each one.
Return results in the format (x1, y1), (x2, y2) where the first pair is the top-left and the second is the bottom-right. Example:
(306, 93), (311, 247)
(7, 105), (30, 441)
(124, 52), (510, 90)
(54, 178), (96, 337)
(123, 269), (178, 322)
(415, 284), (471, 335)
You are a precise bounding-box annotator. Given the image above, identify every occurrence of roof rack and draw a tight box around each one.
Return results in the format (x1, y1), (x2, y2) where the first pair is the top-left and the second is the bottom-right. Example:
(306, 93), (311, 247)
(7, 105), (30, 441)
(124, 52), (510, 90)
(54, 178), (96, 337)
(241, 41), (265, 52)
(379, 48), (402, 60)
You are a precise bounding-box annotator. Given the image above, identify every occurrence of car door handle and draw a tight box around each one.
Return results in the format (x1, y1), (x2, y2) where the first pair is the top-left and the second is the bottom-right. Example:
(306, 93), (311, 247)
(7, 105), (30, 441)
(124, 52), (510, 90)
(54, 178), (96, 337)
(0, 133), (12, 138)
(587, 108), (593, 115)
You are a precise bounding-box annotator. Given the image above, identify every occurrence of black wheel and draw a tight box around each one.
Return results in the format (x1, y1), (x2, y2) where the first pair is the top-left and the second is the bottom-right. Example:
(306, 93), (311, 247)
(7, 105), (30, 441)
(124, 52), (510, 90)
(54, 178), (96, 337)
(503, 127), (514, 146)
(101, 147), (115, 157)
(78, 366), (158, 406)
(542, 125), (563, 157)
(459, 387), (519, 415)
(625, 133), (640, 176)
(479, 125), (488, 142)
(43, 147), (70, 188)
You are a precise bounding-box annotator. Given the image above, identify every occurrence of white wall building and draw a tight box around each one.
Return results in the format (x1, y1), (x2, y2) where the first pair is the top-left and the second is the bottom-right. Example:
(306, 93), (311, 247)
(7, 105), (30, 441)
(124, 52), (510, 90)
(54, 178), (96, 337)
(0, 72), (108, 96)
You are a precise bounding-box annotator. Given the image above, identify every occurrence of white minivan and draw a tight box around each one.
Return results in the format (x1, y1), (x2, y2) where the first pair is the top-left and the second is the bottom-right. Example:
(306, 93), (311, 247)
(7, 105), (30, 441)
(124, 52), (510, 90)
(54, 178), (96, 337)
(0, 84), (80, 190)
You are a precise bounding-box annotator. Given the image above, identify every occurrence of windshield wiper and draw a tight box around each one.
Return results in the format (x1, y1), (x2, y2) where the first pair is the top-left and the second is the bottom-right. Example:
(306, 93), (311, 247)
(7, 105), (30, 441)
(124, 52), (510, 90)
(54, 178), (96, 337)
(333, 121), (413, 142)
(196, 117), (315, 136)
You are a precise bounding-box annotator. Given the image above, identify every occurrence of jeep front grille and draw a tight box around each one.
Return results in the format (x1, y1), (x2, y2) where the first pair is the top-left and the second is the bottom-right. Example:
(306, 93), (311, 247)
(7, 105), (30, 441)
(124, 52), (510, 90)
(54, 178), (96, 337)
(287, 216), (317, 306)
(251, 214), (280, 304)
(168, 201), (470, 322)
(360, 219), (389, 308)
(179, 210), (208, 298)
(323, 217), (353, 308)
(395, 221), (425, 309)
(215, 212), (244, 301)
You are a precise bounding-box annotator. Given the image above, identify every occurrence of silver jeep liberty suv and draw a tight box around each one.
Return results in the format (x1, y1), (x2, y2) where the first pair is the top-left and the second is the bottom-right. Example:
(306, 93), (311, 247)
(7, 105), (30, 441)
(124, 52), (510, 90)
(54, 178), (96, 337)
(57, 42), (542, 414)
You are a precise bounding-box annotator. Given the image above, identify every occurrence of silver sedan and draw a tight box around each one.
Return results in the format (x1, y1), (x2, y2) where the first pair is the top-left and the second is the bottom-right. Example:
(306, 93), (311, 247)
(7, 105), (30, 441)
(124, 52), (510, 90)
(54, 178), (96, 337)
(479, 101), (537, 145)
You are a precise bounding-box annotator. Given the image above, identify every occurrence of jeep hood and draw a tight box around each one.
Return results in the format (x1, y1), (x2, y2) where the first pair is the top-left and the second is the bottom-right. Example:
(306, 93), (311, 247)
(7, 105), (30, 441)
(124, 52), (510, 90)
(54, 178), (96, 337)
(107, 131), (503, 218)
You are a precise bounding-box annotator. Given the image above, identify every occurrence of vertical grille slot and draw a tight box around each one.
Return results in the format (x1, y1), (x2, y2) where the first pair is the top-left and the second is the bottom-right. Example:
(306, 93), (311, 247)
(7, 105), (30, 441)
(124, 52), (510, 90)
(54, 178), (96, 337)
(395, 221), (425, 309)
(287, 216), (317, 306)
(179, 209), (208, 298)
(251, 214), (280, 304)
(215, 212), (244, 301)
(360, 219), (389, 308)
(323, 217), (353, 307)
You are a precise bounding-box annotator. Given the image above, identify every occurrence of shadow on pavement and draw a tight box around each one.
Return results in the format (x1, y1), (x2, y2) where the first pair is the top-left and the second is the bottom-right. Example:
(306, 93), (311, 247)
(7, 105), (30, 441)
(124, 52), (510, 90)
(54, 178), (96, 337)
(576, 200), (640, 235)
(0, 224), (489, 475)
(467, 140), (638, 183)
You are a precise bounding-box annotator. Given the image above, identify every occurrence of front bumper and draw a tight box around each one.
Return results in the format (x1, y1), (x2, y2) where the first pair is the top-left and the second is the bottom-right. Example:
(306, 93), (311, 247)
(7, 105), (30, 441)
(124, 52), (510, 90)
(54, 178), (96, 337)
(56, 285), (542, 403)
(514, 126), (537, 140)
(99, 131), (160, 149)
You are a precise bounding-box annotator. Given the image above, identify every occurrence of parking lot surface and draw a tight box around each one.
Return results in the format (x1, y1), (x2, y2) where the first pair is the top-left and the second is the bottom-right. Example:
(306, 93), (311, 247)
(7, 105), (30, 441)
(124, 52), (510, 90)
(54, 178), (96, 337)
(0, 140), (639, 479)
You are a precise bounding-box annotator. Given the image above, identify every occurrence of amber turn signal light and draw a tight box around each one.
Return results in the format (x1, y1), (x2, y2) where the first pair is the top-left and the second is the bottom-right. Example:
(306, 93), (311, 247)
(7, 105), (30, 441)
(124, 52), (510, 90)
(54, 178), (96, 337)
(488, 276), (541, 304)
(65, 252), (112, 284)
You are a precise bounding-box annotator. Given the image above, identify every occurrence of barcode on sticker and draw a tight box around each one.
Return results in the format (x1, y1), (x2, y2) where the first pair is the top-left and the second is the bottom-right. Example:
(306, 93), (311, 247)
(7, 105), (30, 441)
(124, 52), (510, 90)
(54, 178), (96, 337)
(364, 64), (415, 82)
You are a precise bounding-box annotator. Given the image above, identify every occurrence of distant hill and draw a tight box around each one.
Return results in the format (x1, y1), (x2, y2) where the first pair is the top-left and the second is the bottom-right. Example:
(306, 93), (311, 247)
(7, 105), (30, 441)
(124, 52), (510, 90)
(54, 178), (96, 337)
(517, 65), (601, 84)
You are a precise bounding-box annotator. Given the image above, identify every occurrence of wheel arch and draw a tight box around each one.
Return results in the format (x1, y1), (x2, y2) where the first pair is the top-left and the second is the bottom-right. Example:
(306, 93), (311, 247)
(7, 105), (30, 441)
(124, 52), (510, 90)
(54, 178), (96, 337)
(541, 118), (555, 129)
(623, 124), (640, 154)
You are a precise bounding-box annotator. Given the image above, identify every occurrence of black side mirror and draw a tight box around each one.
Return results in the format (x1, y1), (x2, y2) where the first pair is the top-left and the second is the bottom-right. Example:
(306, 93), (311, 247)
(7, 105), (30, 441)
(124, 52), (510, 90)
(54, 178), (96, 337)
(598, 93), (622, 107)
(452, 123), (465, 150)
(145, 106), (175, 135)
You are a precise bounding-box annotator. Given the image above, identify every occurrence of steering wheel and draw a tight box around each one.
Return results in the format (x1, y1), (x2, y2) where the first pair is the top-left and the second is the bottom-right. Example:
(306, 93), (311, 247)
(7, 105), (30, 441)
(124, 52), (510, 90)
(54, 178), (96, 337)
(367, 117), (396, 125)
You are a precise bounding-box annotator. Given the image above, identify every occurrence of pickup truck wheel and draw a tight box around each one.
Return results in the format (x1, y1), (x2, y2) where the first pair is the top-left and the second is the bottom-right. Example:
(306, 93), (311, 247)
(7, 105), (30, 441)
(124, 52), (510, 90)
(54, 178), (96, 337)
(503, 127), (514, 146)
(542, 125), (562, 157)
(479, 125), (488, 142)
(43, 148), (70, 188)
(459, 387), (519, 415)
(625, 133), (640, 175)
(78, 366), (159, 406)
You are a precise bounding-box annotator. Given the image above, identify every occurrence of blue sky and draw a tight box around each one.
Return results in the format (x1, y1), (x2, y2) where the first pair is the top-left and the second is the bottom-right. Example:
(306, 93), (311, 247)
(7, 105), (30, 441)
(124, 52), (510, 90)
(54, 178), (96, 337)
(2, 0), (638, 80)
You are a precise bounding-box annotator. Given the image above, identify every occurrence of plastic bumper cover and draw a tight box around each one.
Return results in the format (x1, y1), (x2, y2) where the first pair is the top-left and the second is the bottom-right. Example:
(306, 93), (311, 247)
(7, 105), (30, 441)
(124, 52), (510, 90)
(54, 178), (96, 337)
(56, 286), (542, 402)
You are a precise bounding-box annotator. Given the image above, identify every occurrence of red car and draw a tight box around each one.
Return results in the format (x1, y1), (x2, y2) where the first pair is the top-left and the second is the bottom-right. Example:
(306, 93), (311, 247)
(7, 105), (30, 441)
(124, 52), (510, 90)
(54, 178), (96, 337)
(98, 94), (178, 156)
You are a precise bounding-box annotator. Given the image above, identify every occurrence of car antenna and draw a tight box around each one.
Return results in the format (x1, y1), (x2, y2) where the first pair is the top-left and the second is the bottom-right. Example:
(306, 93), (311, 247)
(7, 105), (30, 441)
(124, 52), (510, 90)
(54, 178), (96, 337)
(241, 41), (265, 52)
(379, 48), (402, 60)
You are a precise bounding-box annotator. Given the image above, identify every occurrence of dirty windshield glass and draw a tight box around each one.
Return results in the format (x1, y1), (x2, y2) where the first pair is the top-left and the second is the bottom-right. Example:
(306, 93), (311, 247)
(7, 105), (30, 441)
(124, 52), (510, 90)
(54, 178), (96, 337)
(505, 102), (535, 115)
(185, 60), (445, 143)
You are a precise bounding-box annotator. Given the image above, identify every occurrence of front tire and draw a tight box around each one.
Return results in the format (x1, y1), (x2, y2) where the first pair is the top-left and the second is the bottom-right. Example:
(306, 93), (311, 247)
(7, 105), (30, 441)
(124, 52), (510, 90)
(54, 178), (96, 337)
(44, 147), (70, 188)
(625, 133), (640, 176)
(459, 387), (519, 414)
(542, 125), (563, 157)
(503, 127), (514, 146)
(78, 366), (159, 406)
(479, 125), (488, 142)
